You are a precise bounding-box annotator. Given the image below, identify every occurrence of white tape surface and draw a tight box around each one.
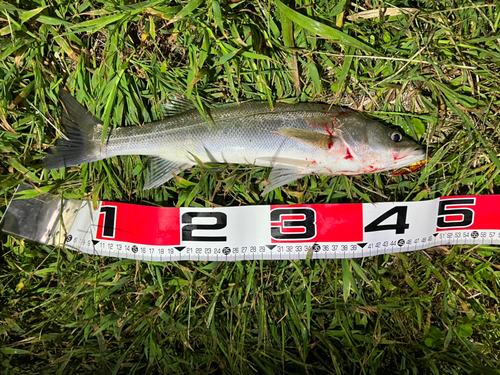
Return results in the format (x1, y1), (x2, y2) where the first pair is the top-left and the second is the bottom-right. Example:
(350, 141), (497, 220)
(60, 196), (500, 261)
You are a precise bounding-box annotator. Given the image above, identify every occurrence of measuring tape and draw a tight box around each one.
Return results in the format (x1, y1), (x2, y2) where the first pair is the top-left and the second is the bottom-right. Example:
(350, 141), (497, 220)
(2, 183), (499, 261)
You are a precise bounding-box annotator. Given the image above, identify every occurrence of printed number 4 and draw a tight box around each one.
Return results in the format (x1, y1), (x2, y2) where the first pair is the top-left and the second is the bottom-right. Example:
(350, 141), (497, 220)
(365, 206), (409, 234)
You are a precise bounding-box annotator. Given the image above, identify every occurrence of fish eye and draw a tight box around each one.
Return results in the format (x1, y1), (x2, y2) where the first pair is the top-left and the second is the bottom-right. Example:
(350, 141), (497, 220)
(390, 131), (402, 142)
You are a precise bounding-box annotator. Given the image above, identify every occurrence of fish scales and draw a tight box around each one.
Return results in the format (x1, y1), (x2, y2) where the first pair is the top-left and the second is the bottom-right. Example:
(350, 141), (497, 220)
(107, 103), (342, 167)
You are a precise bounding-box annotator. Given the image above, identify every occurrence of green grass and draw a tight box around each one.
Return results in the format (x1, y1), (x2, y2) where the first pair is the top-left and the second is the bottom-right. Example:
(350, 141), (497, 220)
(1, 0), (500, 373)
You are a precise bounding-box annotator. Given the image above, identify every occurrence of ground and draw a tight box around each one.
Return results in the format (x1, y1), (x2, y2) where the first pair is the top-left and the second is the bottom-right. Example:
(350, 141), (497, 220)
(0, 1), (499, 374)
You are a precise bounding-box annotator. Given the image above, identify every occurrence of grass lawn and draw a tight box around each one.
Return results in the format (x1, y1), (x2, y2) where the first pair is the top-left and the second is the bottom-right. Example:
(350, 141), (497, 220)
(1, 0), (500, 373)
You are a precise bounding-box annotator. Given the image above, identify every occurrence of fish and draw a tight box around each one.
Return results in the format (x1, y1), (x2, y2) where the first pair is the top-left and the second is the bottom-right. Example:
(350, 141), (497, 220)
(43, 90), (427, 195)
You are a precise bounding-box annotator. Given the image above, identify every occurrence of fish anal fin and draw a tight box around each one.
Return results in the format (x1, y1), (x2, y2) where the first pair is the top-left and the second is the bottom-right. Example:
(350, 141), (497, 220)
(145, 157), (192, 189)
(279, 127), (334, 150)
(262, 165), (304, 196)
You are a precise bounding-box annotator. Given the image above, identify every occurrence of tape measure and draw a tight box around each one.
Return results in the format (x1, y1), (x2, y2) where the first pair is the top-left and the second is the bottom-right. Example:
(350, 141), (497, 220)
(2, 183), (499, 261)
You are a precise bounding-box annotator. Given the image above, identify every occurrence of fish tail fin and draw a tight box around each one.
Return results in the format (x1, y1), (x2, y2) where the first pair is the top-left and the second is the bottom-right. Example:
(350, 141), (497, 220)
(43, 90), (103, 169)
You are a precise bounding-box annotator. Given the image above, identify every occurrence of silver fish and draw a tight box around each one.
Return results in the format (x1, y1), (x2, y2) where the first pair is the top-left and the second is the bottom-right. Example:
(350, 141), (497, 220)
(43, 91), (426, 194)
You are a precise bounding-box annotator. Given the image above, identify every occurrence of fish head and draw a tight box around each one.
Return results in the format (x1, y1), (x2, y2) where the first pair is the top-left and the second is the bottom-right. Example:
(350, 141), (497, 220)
(338, 113), (426, 173)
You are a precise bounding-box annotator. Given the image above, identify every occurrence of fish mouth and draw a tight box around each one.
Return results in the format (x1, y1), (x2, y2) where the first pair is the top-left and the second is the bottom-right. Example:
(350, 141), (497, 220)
(390, 156), (428, 176)
(389, 147), (428, 176)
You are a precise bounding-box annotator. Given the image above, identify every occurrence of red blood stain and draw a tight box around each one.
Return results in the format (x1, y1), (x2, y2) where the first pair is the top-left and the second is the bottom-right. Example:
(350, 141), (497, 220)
(344, 148), (353, 160)
(329, 114), (340, 123)
(310, 121), (335, 137)
(337, 111), (348, 117)
(329, 116), (341, 132)
(392, 151), (404, 161)
(360, 166), (380, 174)
(311, 160), (317, 165)
(330, 121), (337, 134)
(326, 168), (333, 173)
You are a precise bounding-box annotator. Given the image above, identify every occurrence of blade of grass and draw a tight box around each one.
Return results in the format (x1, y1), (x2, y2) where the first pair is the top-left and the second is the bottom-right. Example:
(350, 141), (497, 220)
(275, 0), (380, 55)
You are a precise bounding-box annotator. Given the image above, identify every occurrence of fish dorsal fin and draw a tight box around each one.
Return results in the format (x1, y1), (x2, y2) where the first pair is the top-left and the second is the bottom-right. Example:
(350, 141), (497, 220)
(279, 127), (334, 150)
(261, 165), (303, 196)
(162, 96), (199, 117)
(144, 157), (192, 189)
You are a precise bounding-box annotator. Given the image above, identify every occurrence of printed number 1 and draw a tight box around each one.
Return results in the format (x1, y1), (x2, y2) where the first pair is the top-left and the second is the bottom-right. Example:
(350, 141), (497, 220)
(99, 206), (117, 238)
(365, 206), (409, 234)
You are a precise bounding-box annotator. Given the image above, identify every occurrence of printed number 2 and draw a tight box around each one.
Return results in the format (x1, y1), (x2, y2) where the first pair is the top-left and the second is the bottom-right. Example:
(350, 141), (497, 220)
(365, 206), (409, 234)
(182, 212), (227, 241)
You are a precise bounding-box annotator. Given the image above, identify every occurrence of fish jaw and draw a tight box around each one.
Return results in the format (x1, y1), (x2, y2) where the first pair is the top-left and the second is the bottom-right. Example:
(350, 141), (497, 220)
(389, 147), (427, 171)
(354, 146), (426, 175)
(390, 157), (429, 176)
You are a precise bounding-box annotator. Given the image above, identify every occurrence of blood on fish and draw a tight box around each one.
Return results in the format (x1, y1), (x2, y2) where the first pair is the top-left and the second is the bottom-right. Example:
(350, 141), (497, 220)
(310, 121), (335, 136)
(329, 121), (336, 134)
(362, 166), (375, 173)
(329, 116), (342, 134)
(337, 111), (348, 117)
(392, 151), (404, 161)
(359, 166), (380, 174)
(328, 114), (340, 124)
(344, 148), (353, 160)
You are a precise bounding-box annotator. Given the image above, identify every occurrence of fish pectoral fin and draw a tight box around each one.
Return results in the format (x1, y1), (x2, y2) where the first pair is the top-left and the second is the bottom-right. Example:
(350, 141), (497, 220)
(144, 157), (191, 190)
(255, 156), (310, 168)
(278, 127), (334, 150)
(261, 165), (304, 196)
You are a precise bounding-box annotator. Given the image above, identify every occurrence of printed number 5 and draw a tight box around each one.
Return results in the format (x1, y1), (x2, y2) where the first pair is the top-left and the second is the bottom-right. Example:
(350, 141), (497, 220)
(437, 199), (475, 228)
